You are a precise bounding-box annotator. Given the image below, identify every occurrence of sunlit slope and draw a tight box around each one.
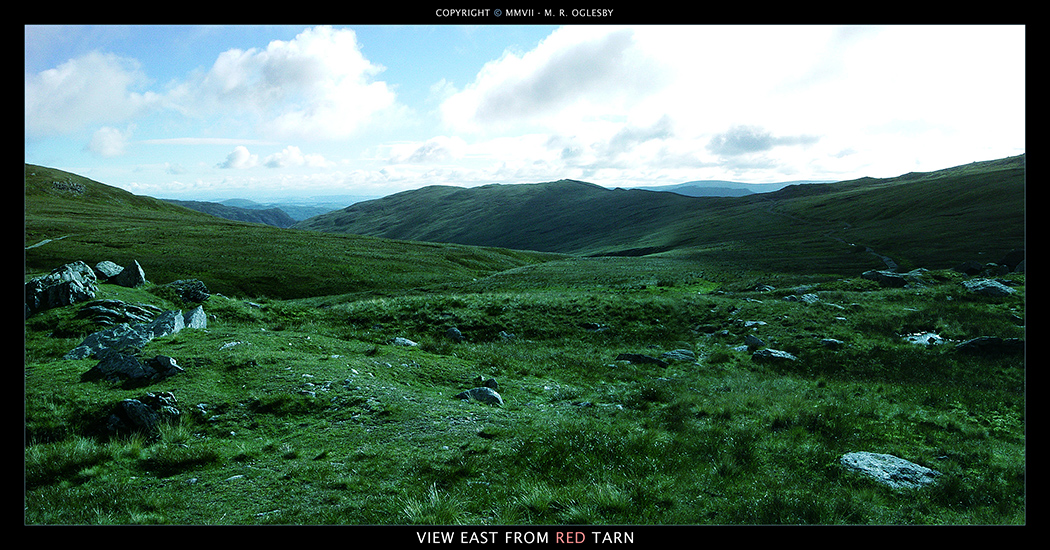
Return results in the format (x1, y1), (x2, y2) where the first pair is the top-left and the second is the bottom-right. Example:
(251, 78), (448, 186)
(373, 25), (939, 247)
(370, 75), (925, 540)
(24, 164), (557, 300)
(293, 155), (1025, 275)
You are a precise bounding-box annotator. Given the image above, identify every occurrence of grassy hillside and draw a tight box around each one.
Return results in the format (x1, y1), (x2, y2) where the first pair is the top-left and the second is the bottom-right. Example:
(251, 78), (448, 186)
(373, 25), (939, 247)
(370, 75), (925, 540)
(294, 155), (1026, 276)
(162, 199), (298, 228)
(25, 165), (557, 300)
(23, 160), (1025, 526)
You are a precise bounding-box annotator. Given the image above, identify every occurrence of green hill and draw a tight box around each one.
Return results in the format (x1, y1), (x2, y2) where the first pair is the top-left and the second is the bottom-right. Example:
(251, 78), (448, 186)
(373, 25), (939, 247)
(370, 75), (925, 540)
(293, 155), (1026, 275)
(24, 165), (558, 300)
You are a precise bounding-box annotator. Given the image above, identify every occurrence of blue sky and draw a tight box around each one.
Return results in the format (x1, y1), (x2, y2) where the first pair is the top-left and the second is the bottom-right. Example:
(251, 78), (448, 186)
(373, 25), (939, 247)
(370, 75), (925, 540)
(25, 24), (1025, 202)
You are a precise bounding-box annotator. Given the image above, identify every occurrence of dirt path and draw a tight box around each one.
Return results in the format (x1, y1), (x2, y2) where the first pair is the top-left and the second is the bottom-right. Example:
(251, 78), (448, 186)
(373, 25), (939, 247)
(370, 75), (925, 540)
(25, 235), (69, 250)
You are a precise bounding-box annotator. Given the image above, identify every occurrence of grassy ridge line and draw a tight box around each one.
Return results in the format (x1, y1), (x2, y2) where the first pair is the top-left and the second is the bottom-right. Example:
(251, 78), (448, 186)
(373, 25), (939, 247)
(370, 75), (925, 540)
(294, 155), (1025, 274)
(24, 165), (561, 300)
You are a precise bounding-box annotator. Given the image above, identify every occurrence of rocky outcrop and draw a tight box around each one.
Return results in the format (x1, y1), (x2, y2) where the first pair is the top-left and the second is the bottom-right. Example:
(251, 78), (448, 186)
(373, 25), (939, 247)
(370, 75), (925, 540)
(24, 261), (98, 317)
(81, 351), (185, 389)
(103, 391), (181, 440)
(65, 306), (207, 360)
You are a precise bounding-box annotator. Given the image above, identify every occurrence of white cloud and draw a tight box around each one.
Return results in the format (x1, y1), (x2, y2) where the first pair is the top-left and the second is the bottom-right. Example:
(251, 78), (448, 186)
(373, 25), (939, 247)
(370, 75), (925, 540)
(25, 51), (159, 138)
(217, 145), (258, 169)
(386, 136), (468, 164)
(180, 26), (400, 141)
(264, 145), (332, 168)
(86, 126), (133, 157)
(440, 26), (664, 135)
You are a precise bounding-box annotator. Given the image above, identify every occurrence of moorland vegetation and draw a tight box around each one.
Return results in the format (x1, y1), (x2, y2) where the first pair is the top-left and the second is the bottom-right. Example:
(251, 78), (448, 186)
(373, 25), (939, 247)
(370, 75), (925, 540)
(24, 156), (1025, 525)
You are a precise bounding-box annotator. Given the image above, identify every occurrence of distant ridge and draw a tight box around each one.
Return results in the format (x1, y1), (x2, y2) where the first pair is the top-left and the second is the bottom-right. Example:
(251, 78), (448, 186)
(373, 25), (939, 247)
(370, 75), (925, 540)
(628, 180), (833, 197)
(293, 155), (1025, 272)
(163, 199), (298, 228)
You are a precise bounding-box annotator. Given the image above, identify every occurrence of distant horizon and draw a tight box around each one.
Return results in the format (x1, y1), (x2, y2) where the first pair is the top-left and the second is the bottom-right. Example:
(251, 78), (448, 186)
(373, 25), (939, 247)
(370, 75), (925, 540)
(26, 25), (1024, 203)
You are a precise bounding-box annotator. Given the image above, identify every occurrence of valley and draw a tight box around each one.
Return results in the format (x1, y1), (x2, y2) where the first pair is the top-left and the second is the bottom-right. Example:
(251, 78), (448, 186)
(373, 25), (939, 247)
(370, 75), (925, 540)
(23, 156), (1025, 527)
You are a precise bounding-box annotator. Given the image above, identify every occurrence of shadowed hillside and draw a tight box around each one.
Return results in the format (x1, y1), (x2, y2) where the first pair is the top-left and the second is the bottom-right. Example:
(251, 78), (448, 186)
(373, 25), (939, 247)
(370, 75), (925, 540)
(24, 165), (559, 300)
(293, 155), (1025, 276)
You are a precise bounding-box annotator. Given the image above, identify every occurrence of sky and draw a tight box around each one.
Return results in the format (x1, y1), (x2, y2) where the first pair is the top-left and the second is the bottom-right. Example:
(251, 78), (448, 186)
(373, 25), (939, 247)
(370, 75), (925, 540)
(25, 24), (1025, 202)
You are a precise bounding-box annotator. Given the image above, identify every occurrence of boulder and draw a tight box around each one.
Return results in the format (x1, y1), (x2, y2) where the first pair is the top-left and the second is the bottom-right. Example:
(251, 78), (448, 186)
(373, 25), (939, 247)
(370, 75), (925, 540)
(998, 249), (1025, 272)
(955, 336), (1025, 355)
(660, 349), (697, 363)
(962, 278), (1016, 297)
(111, 260), (146, 288)
(615, 353), (668, 368)
(103, 392), (180, 440)
(81, 351), (185, 388)
(445, 327), (465, 343)
(751, 348), (797, 362)
(861, 270), (907, 288)
(65, 306), (207, 360)
(165, 279), (210, 303)
(455, 387), (504, 406)
(24, 261), (98, 317)
(840, 451), (941, 490)
(93, 261), (124, 279)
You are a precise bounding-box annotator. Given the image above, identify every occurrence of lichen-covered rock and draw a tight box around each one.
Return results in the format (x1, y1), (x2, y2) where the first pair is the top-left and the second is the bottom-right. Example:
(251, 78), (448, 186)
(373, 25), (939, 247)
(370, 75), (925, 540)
(840, 451), (941, 490)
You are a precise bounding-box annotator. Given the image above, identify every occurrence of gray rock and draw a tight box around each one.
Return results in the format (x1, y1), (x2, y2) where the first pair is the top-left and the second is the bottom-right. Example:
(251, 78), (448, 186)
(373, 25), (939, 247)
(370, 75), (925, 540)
(111, 260), (147, 288)
(455, 387), (504, 406)
(165, 279), (210, 303)
(962, 278), (1016, 297)
(104, 392), (180, 440)
(446, 327), (465, 343)
(955, 336), (1024, 355)
(65, 306), (207, 360)
(821, 338), (845, 349)
(615, 353), (669, 368)
(861, 270), (907, 288)
(751, 348), (797, 362)
(660, 349), (697, 363)
(94, 261), (124, 279)
(840, 451), (941, 490)
(390, 337), (418, 347)
(744, 334), (764, 348)
(81, 351), (185, 388)
(24, 261), (98, 317)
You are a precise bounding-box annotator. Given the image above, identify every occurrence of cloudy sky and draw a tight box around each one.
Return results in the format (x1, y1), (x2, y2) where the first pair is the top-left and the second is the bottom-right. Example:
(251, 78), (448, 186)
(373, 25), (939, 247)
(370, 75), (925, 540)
(25, 24), (1025, 202)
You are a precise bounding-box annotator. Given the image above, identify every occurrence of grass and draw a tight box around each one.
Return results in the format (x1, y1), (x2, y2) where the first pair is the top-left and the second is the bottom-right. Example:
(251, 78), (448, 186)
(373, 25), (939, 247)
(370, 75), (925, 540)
(24, 259), (1025, 525)
(23, 159), (1025, 526)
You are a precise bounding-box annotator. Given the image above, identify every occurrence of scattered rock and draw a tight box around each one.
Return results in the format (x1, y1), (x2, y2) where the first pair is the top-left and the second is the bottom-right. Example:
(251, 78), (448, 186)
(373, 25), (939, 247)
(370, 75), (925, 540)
(111, 260), (147, 288)
(861, 270), (907, 288)
(953, 260), (984, 275)
(455, 387), (504, 406)
(77, 299), (163, 326)
(615, 353), (668, 368)
(165, 279), (211, 303)
(744, 334), (764, 348)
(840, 451), (941, 490)
(445, 327), (465, 343)
(473, 376), (499, 390)
(751, 348), (797, 362)
(24, 261), (98, 317)
(81, 351), (185, 388)
(962, 278), (1016, 297)
(65, 306), (207, 360)
(103, 391), (180, 440)
(93, 261), (125, 279)
(390, 337), (418, 347)
(660, 349), (697, 363)
(955, 336), (1024, 355)
(821, 338), (845, 349)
